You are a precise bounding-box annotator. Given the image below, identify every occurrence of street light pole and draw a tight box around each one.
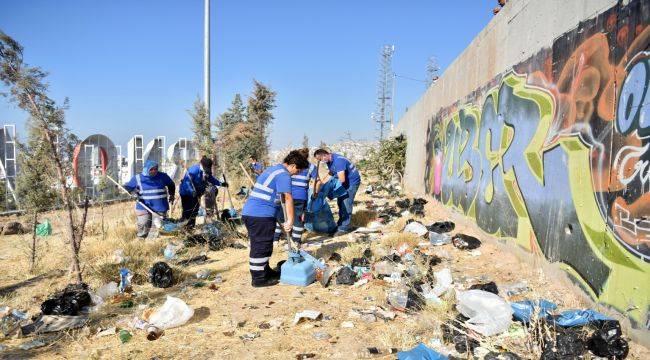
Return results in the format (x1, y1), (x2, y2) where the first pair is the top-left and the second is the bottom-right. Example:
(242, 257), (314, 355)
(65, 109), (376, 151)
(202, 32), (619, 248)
(204, 0), (210, 118)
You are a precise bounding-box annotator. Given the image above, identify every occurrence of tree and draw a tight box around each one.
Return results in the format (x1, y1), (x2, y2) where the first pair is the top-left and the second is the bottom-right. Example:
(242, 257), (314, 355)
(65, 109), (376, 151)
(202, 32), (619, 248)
(0, 31), (87, 282)
(189, 97), (215, 159)
(246, 80), (276, 161)
(302, 134), (309, 149)
(15, 120), (59, 272)
(218, 93), (245, 134)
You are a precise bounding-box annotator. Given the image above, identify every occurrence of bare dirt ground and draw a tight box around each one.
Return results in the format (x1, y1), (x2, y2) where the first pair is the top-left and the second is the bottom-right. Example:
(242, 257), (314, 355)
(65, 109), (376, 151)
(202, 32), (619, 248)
(0, 184), (648, 359)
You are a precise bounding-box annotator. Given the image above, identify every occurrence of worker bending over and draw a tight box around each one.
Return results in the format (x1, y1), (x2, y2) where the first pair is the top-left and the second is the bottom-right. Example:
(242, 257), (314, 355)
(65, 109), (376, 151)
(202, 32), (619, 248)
(179, 156), (228, 229)
(314, 149), (361, 235)
(242, 150), (309, 287)
(123, 160), (175, 239)
(274, 148), (318, 245)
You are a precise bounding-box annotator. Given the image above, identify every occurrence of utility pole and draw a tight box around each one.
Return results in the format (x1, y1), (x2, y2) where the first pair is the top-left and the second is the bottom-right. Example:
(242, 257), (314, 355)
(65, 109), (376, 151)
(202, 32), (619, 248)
(375, 45), (395, 141)
(204, 0), (210, 119)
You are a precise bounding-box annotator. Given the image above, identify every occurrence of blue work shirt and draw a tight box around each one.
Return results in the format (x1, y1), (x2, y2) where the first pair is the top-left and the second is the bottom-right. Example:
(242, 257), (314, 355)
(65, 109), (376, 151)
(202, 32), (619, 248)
(123, 160), (175, 213)
(327, 153), (361, 188)
(250, 162), (264, 174)
(178, 164), (222, 197)
(291, 163), (318, 201)
(243, 164), (292, 217)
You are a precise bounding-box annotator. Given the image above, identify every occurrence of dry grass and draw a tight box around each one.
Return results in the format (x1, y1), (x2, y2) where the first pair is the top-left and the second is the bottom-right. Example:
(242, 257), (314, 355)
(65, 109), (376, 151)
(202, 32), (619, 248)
(0, 182), (648, 359)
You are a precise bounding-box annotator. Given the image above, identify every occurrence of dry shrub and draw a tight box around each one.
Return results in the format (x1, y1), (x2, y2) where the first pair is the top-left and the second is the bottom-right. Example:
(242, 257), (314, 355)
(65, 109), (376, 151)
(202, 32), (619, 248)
(380, 232), (422, 249)
(338, 243), (368, 264)
(350, 209), (377, 227)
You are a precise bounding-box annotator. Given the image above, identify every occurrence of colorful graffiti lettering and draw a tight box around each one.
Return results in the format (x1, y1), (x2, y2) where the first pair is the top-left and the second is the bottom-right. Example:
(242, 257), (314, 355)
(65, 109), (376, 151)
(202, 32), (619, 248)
(423, 0), (650, 330)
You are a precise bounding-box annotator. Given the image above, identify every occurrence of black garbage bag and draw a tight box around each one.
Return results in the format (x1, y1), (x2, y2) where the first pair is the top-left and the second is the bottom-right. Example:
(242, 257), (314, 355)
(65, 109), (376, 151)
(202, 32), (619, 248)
(40, 283), (92, 316)
(587, 320), (629, 359)
(412, 198), (428, 206)
(380, 254), (402, 263)
(484, 352), (522, 360)
(336, 267), (357, 285)
(452, 234), (481, 250)
(351, 257), (370, 268)
(427, 221), (455, 234)
(328, 252), (342, 262)
(441, 314), (479, 354)
(541, 329), (586, 359)
(469, 281), (499, 295)
(148, 262), (174, 288)
(395, 199), (411, 209)
(184, 234), (222, 251)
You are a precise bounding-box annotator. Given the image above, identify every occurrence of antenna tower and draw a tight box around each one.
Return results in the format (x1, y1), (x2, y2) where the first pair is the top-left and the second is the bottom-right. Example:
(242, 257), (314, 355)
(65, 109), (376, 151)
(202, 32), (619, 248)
(375, 45), (395, 140)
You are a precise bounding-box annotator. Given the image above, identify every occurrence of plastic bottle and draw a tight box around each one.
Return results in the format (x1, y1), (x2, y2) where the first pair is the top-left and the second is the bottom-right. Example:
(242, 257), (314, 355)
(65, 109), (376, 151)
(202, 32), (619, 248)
(429, 232), (451, 246)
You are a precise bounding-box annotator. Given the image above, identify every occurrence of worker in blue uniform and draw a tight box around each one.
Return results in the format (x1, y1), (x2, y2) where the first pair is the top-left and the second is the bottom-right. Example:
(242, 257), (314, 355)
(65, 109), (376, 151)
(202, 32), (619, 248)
(242, 150), (310, 287)
(274, 148), (318, 245)
(123, 159), (175, 239)
(314, 149), (361, 235)
(179, 156), (228, 229)
(249, 155), (264, 179)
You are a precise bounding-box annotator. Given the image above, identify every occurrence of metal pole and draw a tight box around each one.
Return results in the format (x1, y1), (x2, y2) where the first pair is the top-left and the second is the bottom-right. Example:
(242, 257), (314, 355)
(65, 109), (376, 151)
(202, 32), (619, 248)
(204, 0), (210, 119)
(390, 72), (396, 131)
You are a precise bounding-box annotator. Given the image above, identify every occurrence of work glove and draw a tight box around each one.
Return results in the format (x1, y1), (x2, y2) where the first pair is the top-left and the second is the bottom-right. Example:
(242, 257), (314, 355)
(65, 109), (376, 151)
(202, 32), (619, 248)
(221, 181), (229, 188)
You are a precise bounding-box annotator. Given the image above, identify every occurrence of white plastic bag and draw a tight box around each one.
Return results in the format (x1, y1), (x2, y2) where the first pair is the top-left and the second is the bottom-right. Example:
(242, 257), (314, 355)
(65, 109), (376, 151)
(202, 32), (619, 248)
(432, 268), (453, 296)
(403, 221), (428, 237)
(456, 290), (513, 336)
(148, 296), (194, 330)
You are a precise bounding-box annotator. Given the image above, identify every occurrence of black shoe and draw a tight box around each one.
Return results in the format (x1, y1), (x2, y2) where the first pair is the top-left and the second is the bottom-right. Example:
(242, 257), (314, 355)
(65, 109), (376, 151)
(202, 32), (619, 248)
(251, 278), (279, 288)
(268, 268), (281, 280)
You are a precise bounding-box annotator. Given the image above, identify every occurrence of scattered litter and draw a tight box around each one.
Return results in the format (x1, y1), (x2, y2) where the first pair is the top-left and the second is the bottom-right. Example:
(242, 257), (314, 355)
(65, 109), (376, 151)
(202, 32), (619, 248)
(511, 299), (557, 324)
(293, 310), (322, 325)
(296, 353), (316, 359)
(456, 290), (513, 336)
(336, 266), (358, 285)
(442, 315), (479, 354)
(21, 314), (88, 334)
(196, 269), (212, 279)
(177, 254), (209, 266)
(147, 325), (164, 341)
(361, 313), (377, 323)
(541, 329), (585, 359)
(328, 253), (342, 262)
(19, 339), (46, 350)
(113, 249), (130, 264)
(96, 326), (117, 337)
(501, 281), (530, 297)
(148, 296), (194, 330)
(431, 268), (453, 296)
(367, 347), (381, 355)
(587, 320), (629, 359)
(395, 199), (410, 209)
(341, 321), (354, 328)
(118, 300), (134, 308)
(365, 185), (373, 194)
(468, 250), (481, 257)
(41, 283), (92, 316)
(429, 232), (451, 246)
(554, 309), (612, 327)
(451, 234), (481, 250)
(397, 343), (447, 360)
(351, 257), (370, 267)
(373, 261), (396, 275)
(312, 331), (331, 341)
(149, 262), (173, 288)
(469, 281), (498, 295)
(387, 288), (424, 312)
(35, 219), (52, 236)
(427, 221), (455, 234)
(353, 278), (369, 287)
(404, 221), (428, 237)
(119, 268), (133, 293)
(484, 351), (522, 360)
(163, 243), (178, 260)
(119, 329), (132, 344)
(96, 282), (118, 300)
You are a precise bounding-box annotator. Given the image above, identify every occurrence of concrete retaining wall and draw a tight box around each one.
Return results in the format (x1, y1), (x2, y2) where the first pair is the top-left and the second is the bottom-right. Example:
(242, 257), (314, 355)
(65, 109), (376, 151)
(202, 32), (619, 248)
(394, 0), (650, 334)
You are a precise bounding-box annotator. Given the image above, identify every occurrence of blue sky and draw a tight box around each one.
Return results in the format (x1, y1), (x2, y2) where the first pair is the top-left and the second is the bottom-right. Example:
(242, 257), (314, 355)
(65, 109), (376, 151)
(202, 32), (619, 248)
(0, 0), (493, 150)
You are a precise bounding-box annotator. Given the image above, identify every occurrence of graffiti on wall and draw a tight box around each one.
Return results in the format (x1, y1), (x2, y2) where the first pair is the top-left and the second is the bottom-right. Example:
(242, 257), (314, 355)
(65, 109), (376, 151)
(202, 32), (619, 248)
(423, 0), (650, 330)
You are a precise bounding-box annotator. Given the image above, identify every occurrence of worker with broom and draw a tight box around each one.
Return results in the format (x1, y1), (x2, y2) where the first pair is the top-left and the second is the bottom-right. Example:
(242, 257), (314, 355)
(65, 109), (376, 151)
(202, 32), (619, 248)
(179, 156), (229, 229)
(242, 150), (309, 287)
(273, 148), (318, 246)
(314, 148), (361, 235)
(123, 159), (175, 239)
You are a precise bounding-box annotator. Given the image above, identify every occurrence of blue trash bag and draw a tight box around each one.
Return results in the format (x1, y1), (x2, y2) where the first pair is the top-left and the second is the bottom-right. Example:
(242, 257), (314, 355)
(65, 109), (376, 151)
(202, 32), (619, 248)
(305, 178), (347, 234)
(397, 343), (448, 360)
(511, 299), (557, 323)
(554, 309), (612, 327)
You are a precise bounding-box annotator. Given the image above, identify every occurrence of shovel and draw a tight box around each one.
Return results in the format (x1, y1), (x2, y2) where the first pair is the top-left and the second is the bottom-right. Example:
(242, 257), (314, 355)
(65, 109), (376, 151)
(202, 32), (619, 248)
(221, 166), (239, 220)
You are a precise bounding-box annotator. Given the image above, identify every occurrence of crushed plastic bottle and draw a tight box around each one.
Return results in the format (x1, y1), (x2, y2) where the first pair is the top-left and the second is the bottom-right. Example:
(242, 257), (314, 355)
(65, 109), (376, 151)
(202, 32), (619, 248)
(119, 268), (132, 293)
(163, 244), (178, 261)
(429, 232), (451, 246)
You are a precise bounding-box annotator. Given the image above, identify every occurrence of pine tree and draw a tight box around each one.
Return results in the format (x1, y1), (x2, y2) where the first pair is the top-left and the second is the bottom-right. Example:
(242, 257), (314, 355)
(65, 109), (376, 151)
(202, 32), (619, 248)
(16, 121), (58, 272)
(189, 96), (214, 159)
(246, 80), (276, 161)
(1, 31), (86, 282)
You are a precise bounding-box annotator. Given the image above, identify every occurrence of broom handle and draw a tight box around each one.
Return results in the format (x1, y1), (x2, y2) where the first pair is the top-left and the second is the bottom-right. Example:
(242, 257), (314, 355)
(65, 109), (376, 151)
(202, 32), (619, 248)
(239, 162), (255, 186)
(279, 194), (293, 251)
(106, 175), (161, 218)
